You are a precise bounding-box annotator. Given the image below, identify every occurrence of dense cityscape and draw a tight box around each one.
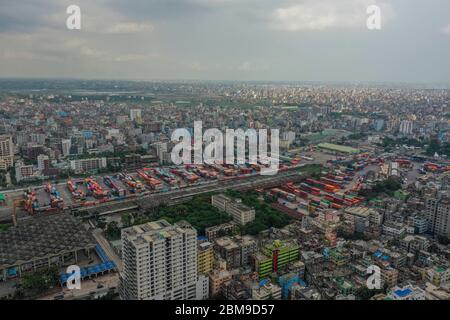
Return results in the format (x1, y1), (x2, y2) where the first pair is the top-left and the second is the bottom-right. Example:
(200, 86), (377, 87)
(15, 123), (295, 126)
(0, 80), (449, 301)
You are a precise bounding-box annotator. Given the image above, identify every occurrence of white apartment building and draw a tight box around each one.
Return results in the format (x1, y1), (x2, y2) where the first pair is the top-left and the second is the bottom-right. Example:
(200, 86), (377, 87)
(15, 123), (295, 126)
(388, 284), (425, 300)
(120, 220), (206, 300)
(37, 154), (50, 172)
(426, 197), (450, 238)
(61, 139), (72, 157)
(0, 135), (14, 170)
(399, 120), (413, 135)
(130, 109), (142, 122)
(70, 157), (107, 173)
(211, 194), (255, 226)
(15, 161), (35, 182)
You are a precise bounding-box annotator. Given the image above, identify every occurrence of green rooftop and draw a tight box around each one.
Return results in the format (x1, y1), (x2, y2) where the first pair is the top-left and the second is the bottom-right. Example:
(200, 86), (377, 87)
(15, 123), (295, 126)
(317, 143), (360, 154)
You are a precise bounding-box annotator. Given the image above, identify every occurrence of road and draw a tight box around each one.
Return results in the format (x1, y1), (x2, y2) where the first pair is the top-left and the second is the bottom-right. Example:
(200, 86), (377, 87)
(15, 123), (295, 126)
(72, 164), (315, 217)
(0, 162), (324, 222)
(38, 272), (119, 300)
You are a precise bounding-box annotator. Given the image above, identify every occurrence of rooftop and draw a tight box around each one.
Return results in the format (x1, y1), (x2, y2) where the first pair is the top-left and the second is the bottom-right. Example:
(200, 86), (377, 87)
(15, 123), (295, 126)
(0, 213), (96, 269)
(317, 143), (360, 154)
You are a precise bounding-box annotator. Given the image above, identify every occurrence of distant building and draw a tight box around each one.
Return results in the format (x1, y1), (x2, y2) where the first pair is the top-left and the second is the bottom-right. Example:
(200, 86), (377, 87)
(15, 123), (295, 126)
(399, 120), (414, 135)
(15, 161), (35, 182)
(0, 135), (14, 170)
(61, 139), (71, 157)
(70, 157), (107, 173)
(211, 194), (255, 225)
(37, 154), (50, 172)
(425, 197), (450, 238)
(130, 109), (142, 122)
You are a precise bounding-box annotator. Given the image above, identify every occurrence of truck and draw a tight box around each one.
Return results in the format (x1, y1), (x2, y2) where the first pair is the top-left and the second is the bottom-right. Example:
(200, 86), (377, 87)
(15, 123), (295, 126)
(103, 176), (126, 197)
(67, 180), (85, 200)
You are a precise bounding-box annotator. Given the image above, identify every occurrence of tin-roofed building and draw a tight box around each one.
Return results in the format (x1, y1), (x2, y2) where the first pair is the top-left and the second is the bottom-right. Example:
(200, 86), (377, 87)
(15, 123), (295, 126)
(0, 213), (96, 281)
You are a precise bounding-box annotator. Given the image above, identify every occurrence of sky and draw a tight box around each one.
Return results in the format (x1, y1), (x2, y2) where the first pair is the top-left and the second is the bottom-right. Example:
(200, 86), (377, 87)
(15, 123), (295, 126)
(0, 0), (450, 84)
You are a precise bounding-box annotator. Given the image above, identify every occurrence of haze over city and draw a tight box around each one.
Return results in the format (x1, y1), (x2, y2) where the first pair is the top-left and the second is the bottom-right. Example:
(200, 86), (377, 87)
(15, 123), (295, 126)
(1, 0), (450, 84)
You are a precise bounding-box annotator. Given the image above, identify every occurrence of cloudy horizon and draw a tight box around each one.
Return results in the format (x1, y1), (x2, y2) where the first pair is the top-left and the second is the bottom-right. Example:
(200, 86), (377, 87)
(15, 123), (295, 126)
(1, 0), (450, 84)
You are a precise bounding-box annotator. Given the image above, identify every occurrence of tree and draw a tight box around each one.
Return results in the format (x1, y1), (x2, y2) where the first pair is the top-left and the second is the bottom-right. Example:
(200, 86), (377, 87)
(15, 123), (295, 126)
(15, 267), (59, 299)
(105, 221), (121, 240)
(121, 213), (132, 228)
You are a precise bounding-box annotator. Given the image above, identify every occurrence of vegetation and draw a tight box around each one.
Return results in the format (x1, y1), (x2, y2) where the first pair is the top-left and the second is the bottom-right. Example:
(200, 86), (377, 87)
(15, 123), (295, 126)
(102, 164), (320, 238)
(102, 193), (230, 236)
(336, 228), (371, 241)
(437, 235), (450, 246)
(105, 221), (121, 241)
(121, 213), (132, 228)
(226, 190), (293, 235)
(347, 132), (368, 140)
(298, 164), (323, 179)
(425, 139), (450, 157)
(14, 267), (60, 299)
(355, 285), (387, 300)
(359, 177), (402, 199)
(0, 224), (11, 231)
(380, 137), (425, 152)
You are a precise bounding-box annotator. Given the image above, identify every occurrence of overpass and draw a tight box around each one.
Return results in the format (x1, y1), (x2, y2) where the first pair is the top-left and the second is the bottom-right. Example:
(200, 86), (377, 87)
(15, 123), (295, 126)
(71, 165), (316, 218)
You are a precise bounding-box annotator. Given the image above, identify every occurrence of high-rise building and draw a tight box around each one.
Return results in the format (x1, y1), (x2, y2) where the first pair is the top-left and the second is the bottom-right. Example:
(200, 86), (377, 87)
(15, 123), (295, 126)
(37, 154), (50, 172)
(426, 197), (450, 238)
(15, 161), (35, 183)
(399, 120), (413, 135)
(0, 135), (14, 170)
(130, 109), (142, 122)
(120, 220), (201, 300)
(61, 139), (71, 157)
(197, 241), (214, 275)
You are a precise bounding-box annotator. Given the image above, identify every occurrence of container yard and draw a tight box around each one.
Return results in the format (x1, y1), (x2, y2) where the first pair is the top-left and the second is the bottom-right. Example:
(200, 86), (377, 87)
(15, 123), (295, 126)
(267, 161), (368, 219)
(5, 160), (309, 221)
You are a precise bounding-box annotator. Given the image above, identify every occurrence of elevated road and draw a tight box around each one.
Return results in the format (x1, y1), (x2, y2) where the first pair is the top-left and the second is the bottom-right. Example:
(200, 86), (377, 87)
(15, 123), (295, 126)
(71, 165), (316, 218)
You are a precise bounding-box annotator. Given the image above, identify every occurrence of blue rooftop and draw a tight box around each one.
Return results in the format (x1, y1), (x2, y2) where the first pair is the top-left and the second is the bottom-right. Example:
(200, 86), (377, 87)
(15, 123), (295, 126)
(394, 288), (413, 298)
(59, 244), (116, 285)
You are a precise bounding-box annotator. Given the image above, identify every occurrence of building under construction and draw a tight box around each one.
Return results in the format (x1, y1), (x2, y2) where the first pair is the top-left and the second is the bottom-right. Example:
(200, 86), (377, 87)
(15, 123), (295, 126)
(0, 213), (96, 281)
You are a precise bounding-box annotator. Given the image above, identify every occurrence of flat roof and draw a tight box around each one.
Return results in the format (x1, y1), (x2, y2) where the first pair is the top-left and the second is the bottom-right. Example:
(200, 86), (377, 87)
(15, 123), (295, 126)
(317, 143), (360, 154)
(0, 213), (96, 269)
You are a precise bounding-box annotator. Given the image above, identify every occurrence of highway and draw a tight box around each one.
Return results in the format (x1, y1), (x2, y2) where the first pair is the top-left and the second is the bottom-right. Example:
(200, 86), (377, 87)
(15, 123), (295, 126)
(0, 162), (325, 223)
(70, 165), (315, 219)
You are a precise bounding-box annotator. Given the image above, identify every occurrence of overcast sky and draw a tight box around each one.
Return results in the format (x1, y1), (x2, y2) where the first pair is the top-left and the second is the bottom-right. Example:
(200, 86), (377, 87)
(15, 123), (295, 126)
(1, 0), (449, 83)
